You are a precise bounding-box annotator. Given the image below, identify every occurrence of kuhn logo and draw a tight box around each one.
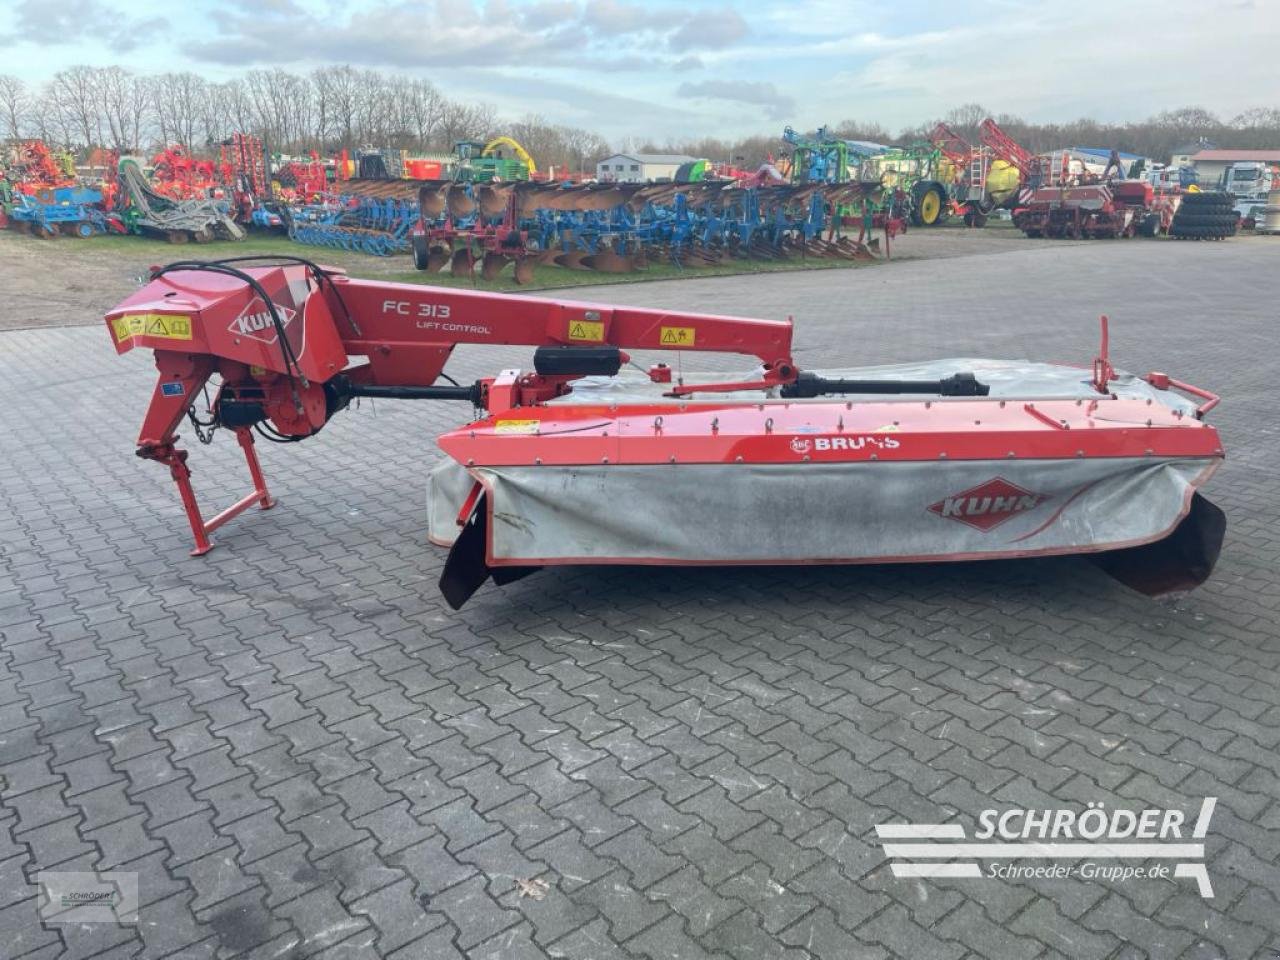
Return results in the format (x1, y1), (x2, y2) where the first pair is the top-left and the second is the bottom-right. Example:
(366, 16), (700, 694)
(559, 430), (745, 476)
(790, 437), (811, 454)
(229, 299), (297, 345)
(929, 477), (1047, 532)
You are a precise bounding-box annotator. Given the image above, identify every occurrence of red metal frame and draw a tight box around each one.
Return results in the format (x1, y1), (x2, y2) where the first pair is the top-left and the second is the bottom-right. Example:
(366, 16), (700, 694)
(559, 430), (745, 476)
(978, 119), (1037, 180)
(160, 427), (276, 556)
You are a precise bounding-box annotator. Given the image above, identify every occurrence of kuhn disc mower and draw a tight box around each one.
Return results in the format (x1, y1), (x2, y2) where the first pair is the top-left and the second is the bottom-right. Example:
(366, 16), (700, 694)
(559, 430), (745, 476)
(106, 258), (1226, 607)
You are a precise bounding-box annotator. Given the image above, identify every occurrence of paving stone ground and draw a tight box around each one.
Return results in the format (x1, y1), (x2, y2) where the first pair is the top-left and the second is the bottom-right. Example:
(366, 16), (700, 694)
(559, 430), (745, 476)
(2, 235), (1279, 959)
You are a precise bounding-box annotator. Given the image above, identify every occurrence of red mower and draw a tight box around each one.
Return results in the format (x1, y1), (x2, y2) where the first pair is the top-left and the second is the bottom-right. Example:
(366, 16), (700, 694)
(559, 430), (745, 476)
(106, 258), (1225, 607)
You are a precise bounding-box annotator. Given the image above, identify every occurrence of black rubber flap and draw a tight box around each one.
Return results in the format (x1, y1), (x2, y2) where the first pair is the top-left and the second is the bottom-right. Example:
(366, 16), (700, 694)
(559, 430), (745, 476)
(438, 494), (541, 609)
(1091, 493), (1226, 595)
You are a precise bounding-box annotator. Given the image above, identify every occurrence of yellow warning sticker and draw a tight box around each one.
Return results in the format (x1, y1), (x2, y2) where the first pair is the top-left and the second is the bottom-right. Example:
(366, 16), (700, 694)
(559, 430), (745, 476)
(873, 424), (901, 433)
(568, 320), (605, 342)
(112, 313), (193, 342)
(659, 325), (696, 347)
(494, 419), (540, 435)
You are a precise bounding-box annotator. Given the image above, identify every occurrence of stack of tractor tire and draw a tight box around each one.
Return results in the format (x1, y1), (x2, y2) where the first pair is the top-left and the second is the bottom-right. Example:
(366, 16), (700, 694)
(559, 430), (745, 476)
(1169, 191), (1238, 241)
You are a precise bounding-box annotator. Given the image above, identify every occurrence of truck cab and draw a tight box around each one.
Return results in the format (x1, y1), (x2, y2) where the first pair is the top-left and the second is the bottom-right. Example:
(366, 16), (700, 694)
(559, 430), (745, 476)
(1222, 161), (1278, 224)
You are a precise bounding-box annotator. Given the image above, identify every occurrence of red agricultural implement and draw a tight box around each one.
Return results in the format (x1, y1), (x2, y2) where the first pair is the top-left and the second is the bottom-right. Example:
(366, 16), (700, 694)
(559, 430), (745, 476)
(105, 258), (1226, 607)
(275, 153), (329, 201)
(150, 145), (225, 201)
(8, 140), (76, 195)
(1014, 180), (1179, 238)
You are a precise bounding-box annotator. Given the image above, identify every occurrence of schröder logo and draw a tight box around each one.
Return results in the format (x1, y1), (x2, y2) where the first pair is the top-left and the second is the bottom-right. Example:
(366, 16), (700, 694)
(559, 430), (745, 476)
(876, 798), (1216, 898)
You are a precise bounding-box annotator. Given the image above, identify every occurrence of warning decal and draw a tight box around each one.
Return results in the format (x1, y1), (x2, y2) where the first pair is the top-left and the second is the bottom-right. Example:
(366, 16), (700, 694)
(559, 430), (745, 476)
(568, 320), (605, 342)
(112, 313), (193, 342)
(494, 420), (540, 435)
(659, 326), (696, 347)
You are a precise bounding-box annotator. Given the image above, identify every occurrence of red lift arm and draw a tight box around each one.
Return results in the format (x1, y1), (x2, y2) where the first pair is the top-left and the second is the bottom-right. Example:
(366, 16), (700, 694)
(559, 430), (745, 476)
(105, 258), (798, 553)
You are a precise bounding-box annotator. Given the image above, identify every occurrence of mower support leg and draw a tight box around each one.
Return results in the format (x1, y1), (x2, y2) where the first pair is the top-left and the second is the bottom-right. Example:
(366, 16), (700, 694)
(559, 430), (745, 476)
(147, 428), (276, 557)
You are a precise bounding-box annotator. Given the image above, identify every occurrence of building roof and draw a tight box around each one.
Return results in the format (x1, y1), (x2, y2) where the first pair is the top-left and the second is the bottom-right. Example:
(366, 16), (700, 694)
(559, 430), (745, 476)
(1188, 149), (1280, 162)
(1070, 147), (1147, 162)
(600, 153), (699, 165)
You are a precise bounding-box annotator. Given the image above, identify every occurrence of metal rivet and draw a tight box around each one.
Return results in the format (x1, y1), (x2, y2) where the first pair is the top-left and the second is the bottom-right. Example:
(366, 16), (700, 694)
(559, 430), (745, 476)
(668, 455), (676, 463)
(869, 453), (878, 461)
(735, 455), (743, 462)
(602, 456), (609, 464)
(802, 454), (810, 461)
(765, 418), (773, 433)
(939, 452), (947, 459)
(535, 457), (542, 465)
(1076, 450), (1084, 458)
(467, 458), (475, 466)
(1007, 451), (1016, 458)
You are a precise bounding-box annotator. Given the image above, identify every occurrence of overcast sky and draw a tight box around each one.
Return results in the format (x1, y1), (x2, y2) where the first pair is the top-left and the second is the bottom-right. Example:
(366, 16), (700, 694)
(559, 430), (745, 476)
(4, 0), (1278, 139)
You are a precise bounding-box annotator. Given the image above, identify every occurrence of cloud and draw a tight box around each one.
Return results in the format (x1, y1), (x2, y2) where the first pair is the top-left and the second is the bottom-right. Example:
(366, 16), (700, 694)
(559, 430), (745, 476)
(185, 0), (749, 69)
(582, 0), (667, 34)
(669, 7), (748, 52)
(676, 79), (795, 120)
(2, 0), (168, 52)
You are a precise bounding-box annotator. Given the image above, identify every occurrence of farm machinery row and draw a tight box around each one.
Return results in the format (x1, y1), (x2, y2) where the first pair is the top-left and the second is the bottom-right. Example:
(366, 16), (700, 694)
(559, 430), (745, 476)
(2, 137), (270, 241)
(415, 178), (893, 282)
(781, 122), (1023, 229)
(3, 152), (244, 243)
(794, 118), (1188, 239)
(280, 175), (893, 281)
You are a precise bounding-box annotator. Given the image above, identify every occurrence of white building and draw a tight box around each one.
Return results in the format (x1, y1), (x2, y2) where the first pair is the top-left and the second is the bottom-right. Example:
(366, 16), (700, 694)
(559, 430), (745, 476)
(596, 153), (699, 183)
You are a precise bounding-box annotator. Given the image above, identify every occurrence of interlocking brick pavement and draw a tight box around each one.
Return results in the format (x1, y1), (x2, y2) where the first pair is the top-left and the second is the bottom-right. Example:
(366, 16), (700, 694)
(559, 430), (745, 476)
(2, 236), (1279, 958)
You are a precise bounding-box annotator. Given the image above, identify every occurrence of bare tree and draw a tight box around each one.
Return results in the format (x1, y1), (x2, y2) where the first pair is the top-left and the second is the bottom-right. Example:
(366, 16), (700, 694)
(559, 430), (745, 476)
(0, 74), (29, 141)
(47, 66), (104, 149)
(314, 65), (361, 150)
(151, 72), (207, 149)
(400, 77), (444, 150)
(97, 66), (148, 152)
